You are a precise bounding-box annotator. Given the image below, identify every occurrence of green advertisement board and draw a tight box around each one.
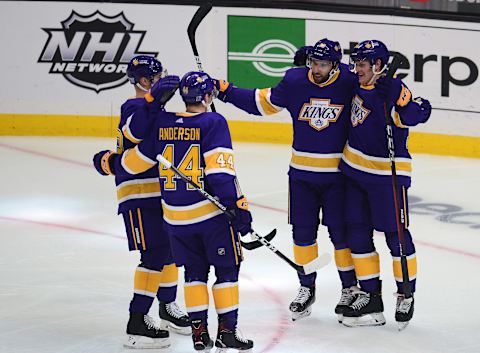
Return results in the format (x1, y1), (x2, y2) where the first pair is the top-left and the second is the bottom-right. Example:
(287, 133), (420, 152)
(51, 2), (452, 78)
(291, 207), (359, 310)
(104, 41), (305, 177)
(228, 16), (305, 88)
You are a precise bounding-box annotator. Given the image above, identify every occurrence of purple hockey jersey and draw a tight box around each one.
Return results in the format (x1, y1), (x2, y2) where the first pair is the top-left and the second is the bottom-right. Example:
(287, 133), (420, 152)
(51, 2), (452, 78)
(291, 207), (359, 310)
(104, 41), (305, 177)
(225, 64), (356, 183)
(115, 110), (242, 234)
(339, 78), (429, 186)
(114, 98), (161, 214)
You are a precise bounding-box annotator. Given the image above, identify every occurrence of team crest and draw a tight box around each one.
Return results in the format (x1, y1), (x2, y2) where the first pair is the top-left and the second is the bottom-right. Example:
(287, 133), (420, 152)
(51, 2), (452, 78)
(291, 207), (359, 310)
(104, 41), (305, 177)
(298, 98), (343, 131)
(350, 95), (371, 127)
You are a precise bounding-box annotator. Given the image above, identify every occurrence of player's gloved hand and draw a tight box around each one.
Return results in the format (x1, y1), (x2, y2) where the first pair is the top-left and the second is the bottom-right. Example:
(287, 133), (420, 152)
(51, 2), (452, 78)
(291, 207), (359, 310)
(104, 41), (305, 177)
(413, 97), (432, 122)
(145, 75), (180, 107)
(93, 150), (118, 176)
(228, 196), (253, 237)
(213, 79), (233, 102)
(375, 76), (402, 105)
(293, 45), (313, 66)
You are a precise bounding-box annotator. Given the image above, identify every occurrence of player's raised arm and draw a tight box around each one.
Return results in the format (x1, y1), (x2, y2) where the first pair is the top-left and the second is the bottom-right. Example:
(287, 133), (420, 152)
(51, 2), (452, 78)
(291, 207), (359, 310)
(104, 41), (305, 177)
(93, 120), (160, 177)
(375, 77), (432, 128)
(212, 71), (289, 117)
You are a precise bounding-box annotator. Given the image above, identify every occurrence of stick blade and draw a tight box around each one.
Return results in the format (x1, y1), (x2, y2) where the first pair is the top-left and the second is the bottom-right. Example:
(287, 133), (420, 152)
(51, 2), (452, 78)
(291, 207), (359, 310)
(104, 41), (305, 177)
(302, 253), (331, 275)
(240, 229), (276, 250)
(187, 2), (213, 47)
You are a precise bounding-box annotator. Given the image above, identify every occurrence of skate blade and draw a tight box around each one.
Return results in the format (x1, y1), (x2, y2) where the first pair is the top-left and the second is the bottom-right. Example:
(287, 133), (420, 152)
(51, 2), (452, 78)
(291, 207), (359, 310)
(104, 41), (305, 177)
(337, 314), (344, 324)
(159, 320), (191, 335)
(292, 307), (312, 321)
(124, 335), (170, 349)
(215, 348), (252, 353)
(397, 321), (410, 331)
(342, 313), (386, 328)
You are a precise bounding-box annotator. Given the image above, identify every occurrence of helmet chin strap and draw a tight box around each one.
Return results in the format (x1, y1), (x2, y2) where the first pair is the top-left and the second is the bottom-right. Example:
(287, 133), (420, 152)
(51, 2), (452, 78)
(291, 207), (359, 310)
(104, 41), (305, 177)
(136, 82), (149, 92)
(367, 63), (387, 85)
(327, 65), (339, 81)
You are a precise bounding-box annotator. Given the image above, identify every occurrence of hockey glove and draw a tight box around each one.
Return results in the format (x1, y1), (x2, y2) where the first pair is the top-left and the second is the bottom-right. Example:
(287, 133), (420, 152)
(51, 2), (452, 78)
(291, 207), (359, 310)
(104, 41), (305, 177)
(145, 75), (180, 108)
(228, 196), (253, 237)
(375, 76), (412, 107)
(213, 79), (233, 102)
(293, 45), (313, 66)
(413, 97), (432, 123)
(93, 150), (118, 176)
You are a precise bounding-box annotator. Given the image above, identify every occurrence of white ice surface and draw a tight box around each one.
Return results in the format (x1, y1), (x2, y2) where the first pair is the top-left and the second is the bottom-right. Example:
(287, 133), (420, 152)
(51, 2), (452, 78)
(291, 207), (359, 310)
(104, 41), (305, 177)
(0, 136), (479, 353)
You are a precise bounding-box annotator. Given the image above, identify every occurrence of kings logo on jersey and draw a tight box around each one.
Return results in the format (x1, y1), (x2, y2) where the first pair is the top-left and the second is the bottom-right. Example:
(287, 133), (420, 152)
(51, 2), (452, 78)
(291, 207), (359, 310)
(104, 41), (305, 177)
(350, 95), (371, 127)
(298, 98), (344, 131)
(38, 11), (158, 93)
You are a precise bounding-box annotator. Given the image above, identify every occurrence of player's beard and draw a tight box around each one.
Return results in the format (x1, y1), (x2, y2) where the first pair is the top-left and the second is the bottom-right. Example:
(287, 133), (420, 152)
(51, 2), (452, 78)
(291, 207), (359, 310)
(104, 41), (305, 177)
(313, 73), (328, 84)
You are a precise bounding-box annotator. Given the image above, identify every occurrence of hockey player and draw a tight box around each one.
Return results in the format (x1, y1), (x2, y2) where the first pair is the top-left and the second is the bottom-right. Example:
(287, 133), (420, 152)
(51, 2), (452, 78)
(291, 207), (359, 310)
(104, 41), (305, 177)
(214, 38), (359, 322)
(92, 55), (190, 348)
(340, 40), (431, 330)
(95, 71), (254, 352)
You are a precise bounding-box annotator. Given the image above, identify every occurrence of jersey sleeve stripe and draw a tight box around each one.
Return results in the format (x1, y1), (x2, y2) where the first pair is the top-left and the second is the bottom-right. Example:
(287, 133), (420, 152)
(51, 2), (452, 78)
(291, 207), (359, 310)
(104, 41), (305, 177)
(121, 145), (156, 175)
(204, 148), (236, 176)
(203, 147), (234, 158)
(255, 88), (283, 116)
(393, 111), (408, 128)
(396, 85), (412, 107)
(122, 115), (142, 144)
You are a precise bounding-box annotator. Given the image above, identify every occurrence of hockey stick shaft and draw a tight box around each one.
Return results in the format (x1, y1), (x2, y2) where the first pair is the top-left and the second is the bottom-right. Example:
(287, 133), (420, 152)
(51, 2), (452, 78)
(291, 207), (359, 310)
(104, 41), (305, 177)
(155, 154), (328, 273)
(155, 154), (274, 251)
(187, 2), (217, 112)
(384, 55), (412, 298)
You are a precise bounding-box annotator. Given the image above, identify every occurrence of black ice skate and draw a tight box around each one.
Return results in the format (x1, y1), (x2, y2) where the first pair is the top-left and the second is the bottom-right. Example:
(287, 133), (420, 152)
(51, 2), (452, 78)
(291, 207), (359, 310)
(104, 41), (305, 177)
(342, 289), (386, 327)
(215, 323), (254, 353)
(191, 319), (214, 352)
(335, 286), (360, 323)
(124, 312), (170, 349)
(159, 301), (191, 335)
(395, 293), (414, 331)
(289, 285), (316, 321)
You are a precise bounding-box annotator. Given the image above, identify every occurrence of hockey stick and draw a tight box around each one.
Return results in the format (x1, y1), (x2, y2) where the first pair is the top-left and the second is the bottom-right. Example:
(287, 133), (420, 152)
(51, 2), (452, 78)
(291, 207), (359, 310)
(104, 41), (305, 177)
(156, 154), (329, 274)
(383, 54), (412, 298)
(155, 154), (275, 251)
(187, 2), (217, 113)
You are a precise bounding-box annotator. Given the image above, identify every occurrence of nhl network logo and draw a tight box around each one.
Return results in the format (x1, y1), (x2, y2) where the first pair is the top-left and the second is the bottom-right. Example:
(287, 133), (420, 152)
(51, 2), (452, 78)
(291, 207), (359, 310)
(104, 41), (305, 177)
(38, 11), (158, 93)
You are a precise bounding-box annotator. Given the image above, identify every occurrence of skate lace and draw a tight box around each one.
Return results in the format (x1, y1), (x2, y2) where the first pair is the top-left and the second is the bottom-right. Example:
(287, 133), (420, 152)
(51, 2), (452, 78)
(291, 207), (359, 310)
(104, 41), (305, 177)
(166, 301), (186, 319)
(396, 295), (413, 314)
(350, 292), (369, 310)
(338, 287), (355, 305)
(293, 286), (311, 304)
(143, 315), (159, 330)
(234, 328), (249, 344)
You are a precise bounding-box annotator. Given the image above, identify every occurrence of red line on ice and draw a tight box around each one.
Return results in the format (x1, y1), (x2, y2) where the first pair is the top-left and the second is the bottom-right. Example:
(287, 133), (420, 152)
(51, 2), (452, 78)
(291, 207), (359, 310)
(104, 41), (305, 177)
(0, 141), (91, 167)
(241, 273), (292, 353)
(0, 216), (123, 240)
